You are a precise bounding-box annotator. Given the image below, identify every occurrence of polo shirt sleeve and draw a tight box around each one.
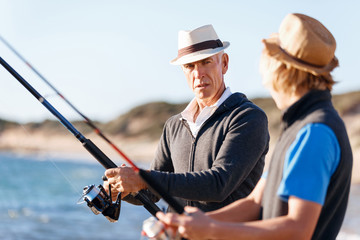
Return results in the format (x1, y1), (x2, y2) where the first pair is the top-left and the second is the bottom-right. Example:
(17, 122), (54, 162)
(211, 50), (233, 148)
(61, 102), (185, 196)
(277, 123), (340, 205)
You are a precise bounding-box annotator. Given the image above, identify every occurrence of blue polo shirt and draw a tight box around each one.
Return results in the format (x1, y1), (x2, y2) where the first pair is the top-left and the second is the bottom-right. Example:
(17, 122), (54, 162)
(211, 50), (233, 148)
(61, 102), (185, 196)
(265, 123), (341, 205)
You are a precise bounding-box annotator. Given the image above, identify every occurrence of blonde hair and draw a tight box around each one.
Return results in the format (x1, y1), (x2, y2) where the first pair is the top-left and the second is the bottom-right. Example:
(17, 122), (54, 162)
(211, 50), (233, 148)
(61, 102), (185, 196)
(259, 51), (336, 95)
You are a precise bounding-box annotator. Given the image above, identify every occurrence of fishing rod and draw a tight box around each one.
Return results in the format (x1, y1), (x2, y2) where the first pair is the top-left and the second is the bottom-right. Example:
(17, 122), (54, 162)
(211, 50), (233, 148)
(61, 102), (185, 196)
(0, 35), (161, 217)
(0, 56), (185, 216)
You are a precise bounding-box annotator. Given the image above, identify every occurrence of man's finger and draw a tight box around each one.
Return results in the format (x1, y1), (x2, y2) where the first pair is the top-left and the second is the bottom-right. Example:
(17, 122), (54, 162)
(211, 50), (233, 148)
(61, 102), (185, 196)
(105, 167), (119, 177)
(184, 206), (198, 214)
(156, 212), (181, 227)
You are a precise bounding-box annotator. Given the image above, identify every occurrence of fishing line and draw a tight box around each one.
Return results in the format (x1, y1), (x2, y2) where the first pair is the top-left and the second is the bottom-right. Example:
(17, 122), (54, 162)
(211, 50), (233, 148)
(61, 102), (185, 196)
(48, 158), (83, 196)
(20, 125), (82, 195)
(2, 101), (83, 197)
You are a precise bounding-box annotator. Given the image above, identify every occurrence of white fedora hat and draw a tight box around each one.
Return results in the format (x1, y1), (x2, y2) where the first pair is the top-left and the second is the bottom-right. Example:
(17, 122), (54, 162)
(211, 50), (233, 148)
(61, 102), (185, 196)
(170, 24), (230, 65)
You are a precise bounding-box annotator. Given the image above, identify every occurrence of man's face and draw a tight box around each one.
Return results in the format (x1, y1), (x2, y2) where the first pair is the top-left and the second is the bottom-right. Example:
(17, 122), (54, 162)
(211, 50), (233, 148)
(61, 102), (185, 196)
(181, 53), (229, 106)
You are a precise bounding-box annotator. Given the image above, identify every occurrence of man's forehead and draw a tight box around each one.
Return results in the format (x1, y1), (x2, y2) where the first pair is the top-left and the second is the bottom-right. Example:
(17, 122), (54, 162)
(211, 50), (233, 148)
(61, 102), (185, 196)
(183, 55), (216, 65)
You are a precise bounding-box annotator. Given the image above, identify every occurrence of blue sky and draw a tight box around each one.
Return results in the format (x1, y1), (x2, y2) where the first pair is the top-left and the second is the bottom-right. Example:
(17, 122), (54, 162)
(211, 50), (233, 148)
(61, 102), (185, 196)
(1, 0), (359, 123)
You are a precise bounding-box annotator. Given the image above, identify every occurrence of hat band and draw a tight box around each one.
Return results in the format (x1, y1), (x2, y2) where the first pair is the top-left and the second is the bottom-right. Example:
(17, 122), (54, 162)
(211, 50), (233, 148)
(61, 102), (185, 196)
(279, 46), (336, 69)
(279, 47), (326, 68)
(177, 39), (223, 58)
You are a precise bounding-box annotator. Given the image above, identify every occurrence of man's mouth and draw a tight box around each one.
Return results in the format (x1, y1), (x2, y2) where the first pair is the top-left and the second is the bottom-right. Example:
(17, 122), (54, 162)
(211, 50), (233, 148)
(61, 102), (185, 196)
(195, 83), (209, 88)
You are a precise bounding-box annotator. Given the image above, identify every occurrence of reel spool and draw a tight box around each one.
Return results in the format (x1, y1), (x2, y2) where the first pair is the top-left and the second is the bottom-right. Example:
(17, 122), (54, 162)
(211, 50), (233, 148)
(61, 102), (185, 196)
(79, 184), (121, 222)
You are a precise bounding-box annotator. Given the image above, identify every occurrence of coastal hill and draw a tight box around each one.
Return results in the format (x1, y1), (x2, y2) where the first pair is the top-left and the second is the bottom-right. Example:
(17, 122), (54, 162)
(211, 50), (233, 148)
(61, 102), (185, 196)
(1, 91), (359, 182)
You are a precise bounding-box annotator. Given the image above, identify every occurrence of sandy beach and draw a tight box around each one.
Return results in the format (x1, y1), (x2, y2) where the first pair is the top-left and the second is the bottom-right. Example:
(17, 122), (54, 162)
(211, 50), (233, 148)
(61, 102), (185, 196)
(0, 128), (158, 163)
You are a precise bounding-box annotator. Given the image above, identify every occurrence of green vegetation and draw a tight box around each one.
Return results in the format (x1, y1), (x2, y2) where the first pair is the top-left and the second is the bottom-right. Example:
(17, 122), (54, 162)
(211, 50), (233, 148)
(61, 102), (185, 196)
(0, 119), (19, 132)
(103, 101), (188, 139)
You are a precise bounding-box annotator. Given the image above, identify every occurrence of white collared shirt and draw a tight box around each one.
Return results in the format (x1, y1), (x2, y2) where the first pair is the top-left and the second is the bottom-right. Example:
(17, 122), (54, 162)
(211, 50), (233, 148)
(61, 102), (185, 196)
(181, 87), (232, 137)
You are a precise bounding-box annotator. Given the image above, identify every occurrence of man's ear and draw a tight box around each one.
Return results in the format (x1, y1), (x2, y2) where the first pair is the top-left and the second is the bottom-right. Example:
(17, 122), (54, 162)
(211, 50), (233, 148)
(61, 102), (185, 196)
(222, 53), (229, 74)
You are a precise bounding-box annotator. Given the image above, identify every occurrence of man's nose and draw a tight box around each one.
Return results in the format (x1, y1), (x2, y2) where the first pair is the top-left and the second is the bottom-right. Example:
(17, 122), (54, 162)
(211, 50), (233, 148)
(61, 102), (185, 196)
(193, 64), (205, 79)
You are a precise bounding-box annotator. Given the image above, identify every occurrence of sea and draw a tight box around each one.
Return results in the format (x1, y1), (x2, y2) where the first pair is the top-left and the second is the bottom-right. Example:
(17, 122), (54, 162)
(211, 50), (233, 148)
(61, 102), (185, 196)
(0, 152), (359, 240)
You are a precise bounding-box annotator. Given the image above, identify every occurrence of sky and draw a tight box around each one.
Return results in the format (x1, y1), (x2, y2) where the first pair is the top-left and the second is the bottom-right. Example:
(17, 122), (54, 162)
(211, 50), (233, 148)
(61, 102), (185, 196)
(1, 0), (359, 123)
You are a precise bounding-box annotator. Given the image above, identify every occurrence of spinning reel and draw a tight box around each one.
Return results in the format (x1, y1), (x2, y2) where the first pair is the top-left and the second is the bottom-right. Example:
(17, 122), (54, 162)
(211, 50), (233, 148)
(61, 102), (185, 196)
(78, 179), (121, 222)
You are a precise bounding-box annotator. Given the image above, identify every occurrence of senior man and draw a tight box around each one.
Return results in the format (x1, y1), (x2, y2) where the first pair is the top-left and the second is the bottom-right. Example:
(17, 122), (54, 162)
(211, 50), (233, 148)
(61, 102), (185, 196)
(105, 24), (269, 212)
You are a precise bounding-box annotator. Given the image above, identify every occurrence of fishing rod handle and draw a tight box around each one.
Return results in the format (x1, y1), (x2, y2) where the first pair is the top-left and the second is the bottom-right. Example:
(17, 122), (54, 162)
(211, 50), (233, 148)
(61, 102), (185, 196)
(82, 138), (117, 168)
(138, 169), (184, 214)
(134, 191), (162, 217)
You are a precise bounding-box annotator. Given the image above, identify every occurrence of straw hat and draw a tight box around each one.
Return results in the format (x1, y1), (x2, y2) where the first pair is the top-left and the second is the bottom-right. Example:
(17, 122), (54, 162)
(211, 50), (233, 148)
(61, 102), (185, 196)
(170, 24), (230, 65)
(262, 13), (338, 76)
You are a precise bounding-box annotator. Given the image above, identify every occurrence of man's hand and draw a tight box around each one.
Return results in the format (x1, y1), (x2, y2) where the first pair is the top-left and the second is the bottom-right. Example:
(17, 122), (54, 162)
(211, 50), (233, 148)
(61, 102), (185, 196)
(156, 206), (216, 240)
(104, 164), (147, 200)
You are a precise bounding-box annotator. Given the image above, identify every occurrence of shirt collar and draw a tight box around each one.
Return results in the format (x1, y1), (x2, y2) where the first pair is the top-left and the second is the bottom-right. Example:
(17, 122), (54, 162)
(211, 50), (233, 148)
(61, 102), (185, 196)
(181, 87), (232, 122)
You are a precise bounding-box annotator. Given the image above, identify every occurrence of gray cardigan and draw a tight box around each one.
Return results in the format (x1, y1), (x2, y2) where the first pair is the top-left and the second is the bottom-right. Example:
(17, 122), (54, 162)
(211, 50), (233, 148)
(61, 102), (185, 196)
(146, 92), (269, 212)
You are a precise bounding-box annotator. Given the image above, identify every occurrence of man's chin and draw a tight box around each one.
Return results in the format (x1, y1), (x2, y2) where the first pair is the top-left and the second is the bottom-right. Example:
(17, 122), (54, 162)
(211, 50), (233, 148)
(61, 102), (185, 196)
(195, 95), (215, 105)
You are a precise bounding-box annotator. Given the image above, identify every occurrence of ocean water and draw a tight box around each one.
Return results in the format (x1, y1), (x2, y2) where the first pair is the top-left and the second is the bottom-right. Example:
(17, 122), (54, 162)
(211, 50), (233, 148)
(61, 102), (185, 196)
(0, 152), (359, 240)
(0, 152), (160, 240)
